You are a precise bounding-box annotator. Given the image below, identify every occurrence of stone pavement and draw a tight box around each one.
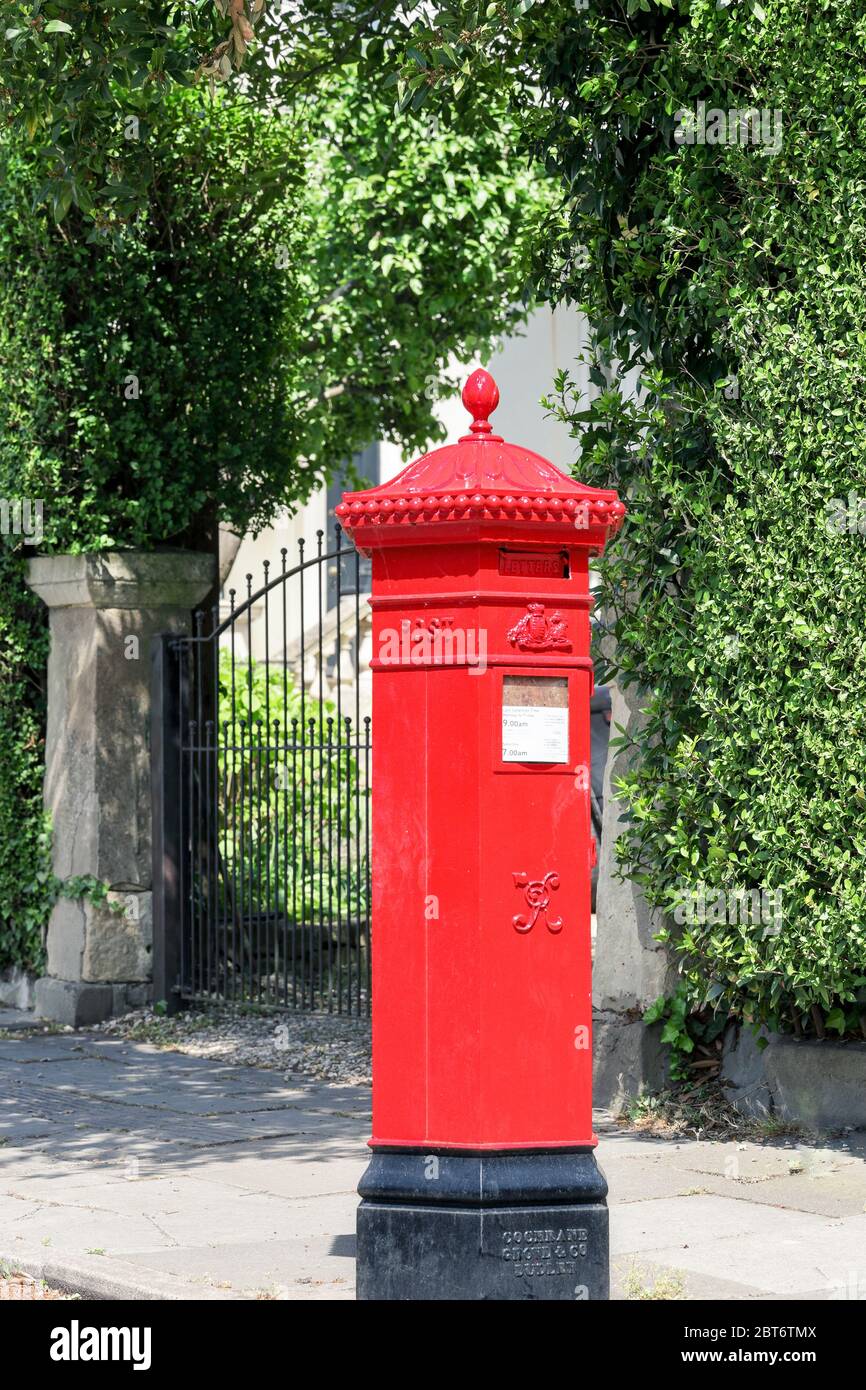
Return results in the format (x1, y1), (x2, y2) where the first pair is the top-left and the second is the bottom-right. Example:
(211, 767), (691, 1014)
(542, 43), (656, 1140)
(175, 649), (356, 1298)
(1, 1024), (865, 1301)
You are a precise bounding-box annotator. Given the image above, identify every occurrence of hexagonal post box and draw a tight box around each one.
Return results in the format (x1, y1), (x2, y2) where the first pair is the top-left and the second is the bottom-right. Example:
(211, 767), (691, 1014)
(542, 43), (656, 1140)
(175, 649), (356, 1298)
(338, 369), (625, 1301)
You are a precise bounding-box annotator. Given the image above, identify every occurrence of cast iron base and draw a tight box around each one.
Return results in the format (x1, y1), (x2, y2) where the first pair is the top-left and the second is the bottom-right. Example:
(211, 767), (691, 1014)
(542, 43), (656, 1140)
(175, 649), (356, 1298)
(356, 1148), (609, 1301)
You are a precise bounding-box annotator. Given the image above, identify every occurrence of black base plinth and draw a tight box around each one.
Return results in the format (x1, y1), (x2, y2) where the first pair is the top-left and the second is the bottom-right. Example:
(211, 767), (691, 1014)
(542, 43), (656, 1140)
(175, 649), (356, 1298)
(356, 1148), (609, 1301)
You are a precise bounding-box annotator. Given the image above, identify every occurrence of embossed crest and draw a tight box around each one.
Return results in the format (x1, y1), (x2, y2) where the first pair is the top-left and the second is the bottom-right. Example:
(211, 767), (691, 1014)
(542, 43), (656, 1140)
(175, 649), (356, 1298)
(506, 603), (571, 653)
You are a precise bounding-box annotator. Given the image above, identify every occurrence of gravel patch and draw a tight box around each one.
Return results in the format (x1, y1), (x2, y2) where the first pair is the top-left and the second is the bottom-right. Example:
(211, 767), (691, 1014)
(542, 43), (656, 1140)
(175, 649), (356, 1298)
(86, 1005), (372, 1087)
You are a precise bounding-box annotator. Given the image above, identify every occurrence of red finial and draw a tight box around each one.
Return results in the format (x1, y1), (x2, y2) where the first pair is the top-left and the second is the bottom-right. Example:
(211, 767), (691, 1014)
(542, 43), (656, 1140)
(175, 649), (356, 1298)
(461, 368), (501, 440)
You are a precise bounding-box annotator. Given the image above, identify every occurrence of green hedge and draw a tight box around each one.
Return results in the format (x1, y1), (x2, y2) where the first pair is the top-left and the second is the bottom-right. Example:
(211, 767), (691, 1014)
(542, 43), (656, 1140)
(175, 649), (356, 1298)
(0, 92), (312, 553)
(528, 0), (866, 1036)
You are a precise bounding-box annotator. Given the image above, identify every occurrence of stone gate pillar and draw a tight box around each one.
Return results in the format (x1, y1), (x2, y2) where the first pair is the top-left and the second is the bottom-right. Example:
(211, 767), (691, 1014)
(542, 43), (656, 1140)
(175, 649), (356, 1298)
(26, 552), (213, 1026)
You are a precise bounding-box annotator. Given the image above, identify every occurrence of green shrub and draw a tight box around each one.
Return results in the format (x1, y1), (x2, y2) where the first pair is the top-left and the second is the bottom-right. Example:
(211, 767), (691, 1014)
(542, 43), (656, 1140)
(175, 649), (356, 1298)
(527, 0), (866, 1037)
(0, 78), (554, 552)
(0, 88), (310, 971)
(0, 89), (313, 552)
(216, 653), (366, 921)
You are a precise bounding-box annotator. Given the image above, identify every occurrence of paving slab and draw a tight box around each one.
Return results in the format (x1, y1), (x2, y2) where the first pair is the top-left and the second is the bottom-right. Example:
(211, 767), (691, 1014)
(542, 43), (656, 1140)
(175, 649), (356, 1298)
(0, 1190), (175, 1256)
(0, 1034), (369, 1299)
(611, 1256), (770, 1302)
(2, 1033), (866, 1300)
(118, 1230), (357, 1299)
(611, 1193), (866, 1298)
(599, 1135), (866, 1218)
(0, 1009), (43, 1032)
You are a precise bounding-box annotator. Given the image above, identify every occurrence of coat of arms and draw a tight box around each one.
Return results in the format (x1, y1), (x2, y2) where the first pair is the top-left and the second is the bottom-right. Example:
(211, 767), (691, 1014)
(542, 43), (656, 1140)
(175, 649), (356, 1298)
(506, 603), (571, 652)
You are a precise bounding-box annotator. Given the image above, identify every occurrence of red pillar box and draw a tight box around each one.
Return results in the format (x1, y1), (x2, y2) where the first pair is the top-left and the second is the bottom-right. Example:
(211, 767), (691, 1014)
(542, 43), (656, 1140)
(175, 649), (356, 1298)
(339, 370), (624, 1301)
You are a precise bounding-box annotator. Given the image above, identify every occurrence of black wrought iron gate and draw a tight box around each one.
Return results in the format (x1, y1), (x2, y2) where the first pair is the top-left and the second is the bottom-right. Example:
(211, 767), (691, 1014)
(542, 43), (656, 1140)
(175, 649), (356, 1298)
(151, 531), (371, 1015)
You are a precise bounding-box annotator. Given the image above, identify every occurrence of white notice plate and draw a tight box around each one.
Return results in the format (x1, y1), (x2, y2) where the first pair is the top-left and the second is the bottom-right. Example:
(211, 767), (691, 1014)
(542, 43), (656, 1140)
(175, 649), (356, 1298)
(502, 705), (569, 763)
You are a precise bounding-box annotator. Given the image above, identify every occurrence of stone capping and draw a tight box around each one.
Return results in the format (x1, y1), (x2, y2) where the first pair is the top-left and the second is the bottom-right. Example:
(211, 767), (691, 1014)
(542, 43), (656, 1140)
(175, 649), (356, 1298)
(722, 1026), (866, 1131)
(26, 550), (214, 611)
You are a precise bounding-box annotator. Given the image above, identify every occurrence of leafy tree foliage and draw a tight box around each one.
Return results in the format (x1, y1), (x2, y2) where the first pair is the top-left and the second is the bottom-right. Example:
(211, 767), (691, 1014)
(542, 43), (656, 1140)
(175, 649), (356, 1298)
(0, 62), (551, 969)
(0, 79), (549, 549)
(0, 2), (511, 226)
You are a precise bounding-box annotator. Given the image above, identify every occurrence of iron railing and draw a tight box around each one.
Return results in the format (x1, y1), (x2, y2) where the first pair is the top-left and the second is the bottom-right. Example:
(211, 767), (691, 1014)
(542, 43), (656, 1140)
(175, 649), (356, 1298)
(152, 530), (371, 1015)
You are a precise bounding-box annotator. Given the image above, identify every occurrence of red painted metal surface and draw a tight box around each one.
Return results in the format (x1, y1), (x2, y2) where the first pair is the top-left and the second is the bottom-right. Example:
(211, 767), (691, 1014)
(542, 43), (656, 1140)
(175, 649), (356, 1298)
(338, 370), (624, 1151)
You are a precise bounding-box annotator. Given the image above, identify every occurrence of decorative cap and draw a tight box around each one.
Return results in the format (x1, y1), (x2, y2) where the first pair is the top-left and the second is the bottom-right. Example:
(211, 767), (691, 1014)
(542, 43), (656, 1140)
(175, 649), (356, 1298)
(337, 370), (625, 549)
(460, 368), (502, 441)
